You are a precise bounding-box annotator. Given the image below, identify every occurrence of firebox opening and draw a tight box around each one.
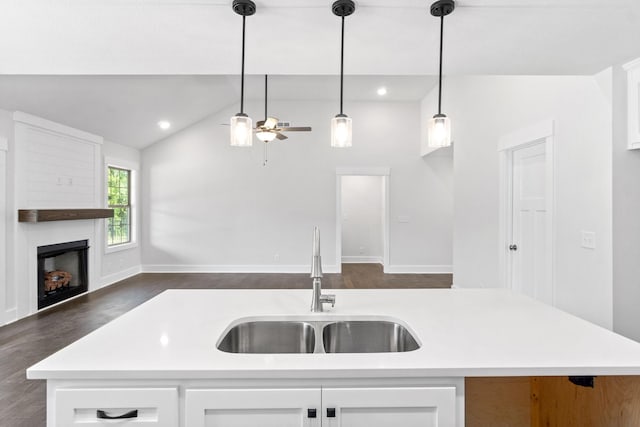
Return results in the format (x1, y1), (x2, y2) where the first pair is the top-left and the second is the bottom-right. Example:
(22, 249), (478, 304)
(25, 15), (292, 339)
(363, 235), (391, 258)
(37, 239), (89, 310)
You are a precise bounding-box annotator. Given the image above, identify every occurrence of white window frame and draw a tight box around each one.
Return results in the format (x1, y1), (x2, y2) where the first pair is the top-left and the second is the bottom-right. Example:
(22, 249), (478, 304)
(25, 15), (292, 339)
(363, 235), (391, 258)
(105, 157), (139, 254)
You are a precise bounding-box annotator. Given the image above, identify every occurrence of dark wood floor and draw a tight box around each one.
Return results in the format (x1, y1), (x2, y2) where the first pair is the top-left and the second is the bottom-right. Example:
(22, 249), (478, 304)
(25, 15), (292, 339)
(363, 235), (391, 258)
(0, 264), (451, 426)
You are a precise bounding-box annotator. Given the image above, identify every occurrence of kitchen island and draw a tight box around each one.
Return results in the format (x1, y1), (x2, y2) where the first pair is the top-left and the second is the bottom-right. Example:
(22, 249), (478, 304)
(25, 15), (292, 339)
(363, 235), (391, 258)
(27, 289), (640, 426)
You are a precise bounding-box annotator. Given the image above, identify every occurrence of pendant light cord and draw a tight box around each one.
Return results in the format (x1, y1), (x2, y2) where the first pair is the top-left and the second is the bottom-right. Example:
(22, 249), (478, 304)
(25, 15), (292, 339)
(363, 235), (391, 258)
(437, 13), (444, 115)
(340, 15), (345, 115)
(240, 15), (246, 114)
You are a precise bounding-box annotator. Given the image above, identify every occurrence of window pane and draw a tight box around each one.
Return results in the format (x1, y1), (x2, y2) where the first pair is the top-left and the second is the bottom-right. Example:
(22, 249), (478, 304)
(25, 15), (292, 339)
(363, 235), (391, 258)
(107, 166), (132, 246)
(107, 207), (130, 246)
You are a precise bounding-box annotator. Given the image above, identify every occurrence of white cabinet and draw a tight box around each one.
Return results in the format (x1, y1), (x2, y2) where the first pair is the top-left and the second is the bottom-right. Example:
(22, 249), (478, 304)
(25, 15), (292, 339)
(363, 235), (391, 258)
(55, 387), (178, 426)
(184, 387), (457, 427)
(185, 388), (322, 427)
(322, 387), (457, 427)
(624, 57), (640, 150)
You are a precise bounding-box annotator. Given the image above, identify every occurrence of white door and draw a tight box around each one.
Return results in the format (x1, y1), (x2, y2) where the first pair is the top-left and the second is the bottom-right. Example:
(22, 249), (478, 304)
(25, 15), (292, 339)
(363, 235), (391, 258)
(510, 142), (552, 304)
(185, 388), (321, 427)
(322, 387), (457, 427)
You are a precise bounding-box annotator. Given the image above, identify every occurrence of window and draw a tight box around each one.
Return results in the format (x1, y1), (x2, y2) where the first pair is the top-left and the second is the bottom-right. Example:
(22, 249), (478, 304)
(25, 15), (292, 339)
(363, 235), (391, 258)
(107, 166), (131, 246)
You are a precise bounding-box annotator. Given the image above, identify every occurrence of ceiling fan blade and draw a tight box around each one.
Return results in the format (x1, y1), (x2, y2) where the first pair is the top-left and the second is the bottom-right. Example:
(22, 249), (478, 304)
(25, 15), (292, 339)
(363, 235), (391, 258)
(220, 123), (230, 126)
(256, 120), (265, 128)
(275, 132), (288, 141)
(264, 117), (279, 129)
(279, 127), (312, 132)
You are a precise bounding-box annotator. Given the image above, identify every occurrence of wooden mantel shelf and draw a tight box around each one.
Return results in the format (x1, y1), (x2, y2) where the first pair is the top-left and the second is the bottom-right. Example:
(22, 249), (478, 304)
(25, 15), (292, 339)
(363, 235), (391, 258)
(18, 209), (114, 223)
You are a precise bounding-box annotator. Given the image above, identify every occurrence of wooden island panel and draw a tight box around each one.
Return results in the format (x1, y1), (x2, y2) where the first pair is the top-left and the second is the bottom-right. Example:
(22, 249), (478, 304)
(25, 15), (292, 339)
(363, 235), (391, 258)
(466, 376), (640, 426)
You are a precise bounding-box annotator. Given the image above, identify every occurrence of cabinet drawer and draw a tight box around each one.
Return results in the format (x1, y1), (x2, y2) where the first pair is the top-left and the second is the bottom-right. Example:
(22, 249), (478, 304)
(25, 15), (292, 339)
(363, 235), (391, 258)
(55, 387), (178, 426)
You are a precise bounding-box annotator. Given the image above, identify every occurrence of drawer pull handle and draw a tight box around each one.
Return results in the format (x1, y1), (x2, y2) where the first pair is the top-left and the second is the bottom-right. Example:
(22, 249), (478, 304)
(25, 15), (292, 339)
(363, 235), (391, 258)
(327, 407), (336, 418)
(96, 409), (139, 419)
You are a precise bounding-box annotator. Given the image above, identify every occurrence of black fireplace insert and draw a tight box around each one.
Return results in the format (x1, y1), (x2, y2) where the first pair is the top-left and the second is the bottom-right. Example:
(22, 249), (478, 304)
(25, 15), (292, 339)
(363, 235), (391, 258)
(37, 240), (89, 310)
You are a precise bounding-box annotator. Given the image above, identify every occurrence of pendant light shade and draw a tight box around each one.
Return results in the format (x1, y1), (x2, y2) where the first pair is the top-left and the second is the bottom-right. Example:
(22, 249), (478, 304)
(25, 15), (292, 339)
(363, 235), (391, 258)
(230, 114), (253, 147)
(331, 114), (352, 148)
(427, 0), (455, 149)
(331, 0), (355, 148)
(230, 0), (256, 147)
(427, 114), (451, 148)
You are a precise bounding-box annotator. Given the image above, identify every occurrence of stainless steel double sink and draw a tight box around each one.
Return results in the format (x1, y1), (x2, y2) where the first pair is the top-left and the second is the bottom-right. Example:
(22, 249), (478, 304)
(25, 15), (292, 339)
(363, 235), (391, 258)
(217, 318), (420, 354)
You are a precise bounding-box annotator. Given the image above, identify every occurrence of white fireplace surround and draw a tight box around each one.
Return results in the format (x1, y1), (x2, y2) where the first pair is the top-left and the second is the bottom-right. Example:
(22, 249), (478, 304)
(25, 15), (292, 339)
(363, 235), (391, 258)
(9, 112), (105, 321)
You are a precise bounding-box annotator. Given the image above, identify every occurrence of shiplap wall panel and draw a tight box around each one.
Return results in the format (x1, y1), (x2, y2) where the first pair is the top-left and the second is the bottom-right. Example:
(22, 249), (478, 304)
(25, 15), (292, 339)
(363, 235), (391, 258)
(21, 126), (98, 208)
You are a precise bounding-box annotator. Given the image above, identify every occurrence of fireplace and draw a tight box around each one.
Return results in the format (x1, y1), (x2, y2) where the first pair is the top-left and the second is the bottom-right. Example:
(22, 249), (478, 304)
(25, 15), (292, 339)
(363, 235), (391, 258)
(37, 240), (89, 310)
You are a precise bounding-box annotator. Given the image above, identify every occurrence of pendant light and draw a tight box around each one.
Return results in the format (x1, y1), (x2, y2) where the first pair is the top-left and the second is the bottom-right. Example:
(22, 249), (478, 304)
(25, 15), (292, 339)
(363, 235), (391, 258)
(230, 0), (256, 147)
(428, 0), (455, 148)
(331, 0), (355, 148)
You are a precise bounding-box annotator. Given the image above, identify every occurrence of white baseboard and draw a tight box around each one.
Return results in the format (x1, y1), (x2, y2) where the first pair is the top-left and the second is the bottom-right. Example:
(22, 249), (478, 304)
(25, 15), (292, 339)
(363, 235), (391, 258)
(141, 264), (341, 274)
(341, 256), (383, 264)
(100, 265), (142, 288)
(383, 265), (453, 274)
(2, 308), (17, 326)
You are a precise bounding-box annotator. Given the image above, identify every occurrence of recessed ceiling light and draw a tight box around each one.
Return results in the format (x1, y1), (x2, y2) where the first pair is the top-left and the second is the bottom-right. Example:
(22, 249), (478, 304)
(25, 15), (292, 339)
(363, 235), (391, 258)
(158, 121), (171, 130)
(377, 87), (387, 96)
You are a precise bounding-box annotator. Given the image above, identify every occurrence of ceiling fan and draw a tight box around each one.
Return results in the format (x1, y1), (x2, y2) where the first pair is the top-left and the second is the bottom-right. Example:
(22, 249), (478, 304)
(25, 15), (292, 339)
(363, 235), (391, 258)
(254, 74), (312, 165)
(255, 74), (312, 143)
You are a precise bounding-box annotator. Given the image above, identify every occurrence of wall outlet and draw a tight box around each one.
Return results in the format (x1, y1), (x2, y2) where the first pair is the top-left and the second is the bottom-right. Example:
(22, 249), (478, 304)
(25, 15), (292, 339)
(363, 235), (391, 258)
(359, 246), (365, 255)
(398, 215), (410, 223)
(581, 231), (596, 249)
(274, 253), (280, 261)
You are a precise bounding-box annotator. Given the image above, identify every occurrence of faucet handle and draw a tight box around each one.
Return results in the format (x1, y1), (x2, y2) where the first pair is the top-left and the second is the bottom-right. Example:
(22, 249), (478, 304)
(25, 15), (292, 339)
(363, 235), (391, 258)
(321, 294), (336, 308)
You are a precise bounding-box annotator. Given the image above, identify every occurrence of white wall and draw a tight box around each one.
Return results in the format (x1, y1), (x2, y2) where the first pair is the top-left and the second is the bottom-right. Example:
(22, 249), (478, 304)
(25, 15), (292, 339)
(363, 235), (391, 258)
(341, 175), (384, 263)
(0, 122), (8, 326)
(0, 109), (16, 323)
(100, 140), (142, 285)
(141, 100), (453, 273)
(612, 62), (640, 341)
(447, 75), (613, 329)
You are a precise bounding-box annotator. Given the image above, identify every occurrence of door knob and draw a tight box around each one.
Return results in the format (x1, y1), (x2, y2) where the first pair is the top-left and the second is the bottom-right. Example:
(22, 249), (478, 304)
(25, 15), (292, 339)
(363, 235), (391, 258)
(509, 244), (518, 251)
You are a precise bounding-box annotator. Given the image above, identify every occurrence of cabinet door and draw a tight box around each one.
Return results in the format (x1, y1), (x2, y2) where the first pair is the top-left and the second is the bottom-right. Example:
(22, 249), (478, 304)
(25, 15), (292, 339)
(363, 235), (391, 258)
(322, 387), (457, 427)
(185, 388), (321, 427)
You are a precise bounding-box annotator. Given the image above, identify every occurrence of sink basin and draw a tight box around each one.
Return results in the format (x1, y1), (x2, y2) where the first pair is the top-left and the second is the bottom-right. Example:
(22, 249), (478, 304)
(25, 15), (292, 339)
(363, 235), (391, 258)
(217, 318), (420, 354)
(217, 321), (315, 354)
(322, 321), (420, 353)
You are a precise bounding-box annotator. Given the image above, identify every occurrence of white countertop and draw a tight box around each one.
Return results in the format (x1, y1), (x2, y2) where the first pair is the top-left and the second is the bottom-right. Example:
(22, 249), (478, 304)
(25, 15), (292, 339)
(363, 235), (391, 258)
(27, 289), (640, 380)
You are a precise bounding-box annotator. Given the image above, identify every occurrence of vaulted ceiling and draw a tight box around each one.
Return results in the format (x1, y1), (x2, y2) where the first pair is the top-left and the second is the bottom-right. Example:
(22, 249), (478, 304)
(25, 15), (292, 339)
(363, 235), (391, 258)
(0, 75), (437, 148)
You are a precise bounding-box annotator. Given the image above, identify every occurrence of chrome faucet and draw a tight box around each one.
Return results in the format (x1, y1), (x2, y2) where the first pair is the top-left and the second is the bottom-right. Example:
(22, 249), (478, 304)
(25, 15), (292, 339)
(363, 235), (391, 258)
(310, 226), (335, 312)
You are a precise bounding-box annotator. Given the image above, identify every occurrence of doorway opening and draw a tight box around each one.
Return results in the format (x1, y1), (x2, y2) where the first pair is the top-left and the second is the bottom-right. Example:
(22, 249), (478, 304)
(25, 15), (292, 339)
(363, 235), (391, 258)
(498, 121), (555, 305)
(336, 168), (390, 274)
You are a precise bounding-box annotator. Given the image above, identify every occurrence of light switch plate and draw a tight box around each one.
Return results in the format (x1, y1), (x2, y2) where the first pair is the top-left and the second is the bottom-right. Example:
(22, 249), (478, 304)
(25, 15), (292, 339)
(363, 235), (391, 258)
(581, 231), (596, 249)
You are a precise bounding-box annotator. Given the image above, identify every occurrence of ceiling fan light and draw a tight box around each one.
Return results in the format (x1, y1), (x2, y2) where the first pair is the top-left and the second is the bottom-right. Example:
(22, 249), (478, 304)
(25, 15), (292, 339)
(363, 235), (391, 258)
(331, 114), (352, 148)
(230, 114), (253, 147)
(428, 114), (451, 148)
(264, 117), (279, 129)
(256, 130), (277, 143)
